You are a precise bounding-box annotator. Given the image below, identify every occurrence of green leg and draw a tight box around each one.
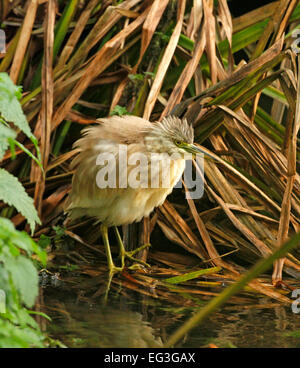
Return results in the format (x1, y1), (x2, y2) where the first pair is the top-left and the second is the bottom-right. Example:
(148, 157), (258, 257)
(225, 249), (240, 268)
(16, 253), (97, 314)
(100, 224), (122, 274)
(103, 272), (113, 303)
(113, 226), (151, 269)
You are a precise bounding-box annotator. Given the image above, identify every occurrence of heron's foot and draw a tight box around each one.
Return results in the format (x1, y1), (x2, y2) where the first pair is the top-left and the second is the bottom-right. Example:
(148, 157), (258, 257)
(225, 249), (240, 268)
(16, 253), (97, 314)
(128, 263), (149, 271)
(120, 243), (151, 269)
(120, 250), (150, 268)
(109, 264), (124, 274)
(124, 252), (150, 268)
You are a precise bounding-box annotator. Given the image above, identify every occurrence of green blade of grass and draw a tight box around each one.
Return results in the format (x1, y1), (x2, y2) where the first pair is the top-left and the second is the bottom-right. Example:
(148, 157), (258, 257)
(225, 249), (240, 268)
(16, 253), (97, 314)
(164, 266), (222, 284)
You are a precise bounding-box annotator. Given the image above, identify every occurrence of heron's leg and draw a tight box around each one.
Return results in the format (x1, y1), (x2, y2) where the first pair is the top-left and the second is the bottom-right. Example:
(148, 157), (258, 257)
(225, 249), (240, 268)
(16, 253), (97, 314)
(113, 226), (125, 269)
(100, 224), (122, 274)
(103, 272), (114, 303)
(113, 226), (150, 268)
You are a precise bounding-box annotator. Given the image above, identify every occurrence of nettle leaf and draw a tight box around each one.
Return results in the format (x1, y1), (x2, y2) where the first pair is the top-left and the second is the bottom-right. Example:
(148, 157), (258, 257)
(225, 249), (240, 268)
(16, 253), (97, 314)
(0, 218), (31, 254)
(16, 308), (40, 329)
(5, 255), (39, 308)
(0, 169), (40, 233)
(0, 73), (22, 99)
(0, 123), (16, 160)
(0, 73), (34, 140)
(0, 218), (46, 267)
(0, 320), (44, 348)
(110, 105), (129, 116)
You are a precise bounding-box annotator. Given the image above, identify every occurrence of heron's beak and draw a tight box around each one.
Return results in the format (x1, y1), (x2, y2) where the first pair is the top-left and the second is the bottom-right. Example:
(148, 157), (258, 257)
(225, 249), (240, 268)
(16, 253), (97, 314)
(181, 143), (216, 160)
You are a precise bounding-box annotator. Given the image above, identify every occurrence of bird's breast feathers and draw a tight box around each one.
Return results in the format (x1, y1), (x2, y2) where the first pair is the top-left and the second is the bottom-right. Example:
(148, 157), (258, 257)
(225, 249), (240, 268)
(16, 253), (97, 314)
(66, 152), (185, 225)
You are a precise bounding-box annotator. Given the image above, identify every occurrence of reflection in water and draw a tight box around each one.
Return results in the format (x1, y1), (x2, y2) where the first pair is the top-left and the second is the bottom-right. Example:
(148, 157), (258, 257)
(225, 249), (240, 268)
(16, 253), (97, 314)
(67, 307), (163, 348)
(42, 280), (300, 348)
(188, 305), (300, 348)
(44, 293), (163, 347)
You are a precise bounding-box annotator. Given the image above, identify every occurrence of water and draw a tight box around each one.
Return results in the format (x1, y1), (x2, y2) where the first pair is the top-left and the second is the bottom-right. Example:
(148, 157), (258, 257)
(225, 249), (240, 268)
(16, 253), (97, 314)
(41, 274), (300, 348)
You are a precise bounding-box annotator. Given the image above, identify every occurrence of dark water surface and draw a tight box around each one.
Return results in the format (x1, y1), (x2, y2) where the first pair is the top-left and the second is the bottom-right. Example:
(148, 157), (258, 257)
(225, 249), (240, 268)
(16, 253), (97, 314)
(41, 274), (300, 348)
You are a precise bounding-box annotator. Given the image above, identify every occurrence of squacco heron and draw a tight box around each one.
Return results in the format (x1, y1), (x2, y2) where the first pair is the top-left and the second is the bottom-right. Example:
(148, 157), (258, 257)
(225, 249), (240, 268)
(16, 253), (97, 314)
(65, 115), (208, 274)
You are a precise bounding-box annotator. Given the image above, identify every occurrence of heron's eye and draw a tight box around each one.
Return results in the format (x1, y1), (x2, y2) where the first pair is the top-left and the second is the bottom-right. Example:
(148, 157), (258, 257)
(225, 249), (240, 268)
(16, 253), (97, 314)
(174, 140), (181, 146)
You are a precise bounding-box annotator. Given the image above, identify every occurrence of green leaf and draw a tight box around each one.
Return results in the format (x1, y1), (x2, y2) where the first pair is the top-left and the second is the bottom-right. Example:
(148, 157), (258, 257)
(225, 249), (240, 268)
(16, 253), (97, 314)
(128, 74), (144, 82)
(0, 218), (48, 347)
(110, 105), (129, 116)
(164, 267), (222, 284)
(31, 241), (47, 267)
(0, 123), (16, 160)
(0, 72), (22, 99)
(0, 217), (32, 254)
(0, 218), (46, 266)
(263, 86), (288, 106)
(0, 215), (18, 233)
(0, 320), (44, 348)
(16, 308), (40, 329)
(0, 169), (40, 233)
(38, 234), (51, 249)
(5, 255), (38, 308)
(0, 73), (33, 140)
(28, 310), (52, 322)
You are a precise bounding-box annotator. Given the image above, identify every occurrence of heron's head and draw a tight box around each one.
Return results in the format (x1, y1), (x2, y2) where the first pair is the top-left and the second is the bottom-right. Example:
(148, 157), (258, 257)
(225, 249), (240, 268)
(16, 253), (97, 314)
(146, 116), (210, 158)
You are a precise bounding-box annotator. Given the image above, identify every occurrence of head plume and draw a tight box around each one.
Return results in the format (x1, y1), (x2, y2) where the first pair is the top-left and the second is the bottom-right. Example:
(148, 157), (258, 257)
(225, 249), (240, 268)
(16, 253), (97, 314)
(151, 116), (194, 144)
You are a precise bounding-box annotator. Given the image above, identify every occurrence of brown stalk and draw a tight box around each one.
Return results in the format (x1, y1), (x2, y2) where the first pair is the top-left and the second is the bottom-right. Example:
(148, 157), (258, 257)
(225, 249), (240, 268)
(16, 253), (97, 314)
(194, 158), (282, 264)
(161, 24), (206, 119)
(205, 177), (273, 258)
(65, 0), (143, 72)
(132, 0), (169, 73)
(143, 0), (186, 120)
(109, 77), (128, 114)
(176, 38), (283, 119)
(203, 0), (217, 84)
(51, 6), (150, 132)
(182, 180), (238, 273)
(56, 0), (100, 69)
(199, 205), (278, 224)
(232, 2), (279, 33)
(159, 200), (208, 260)
(251, 0), (295, 60)
(218, 0), (232, 48)
(33, 0), (55, 217)
(186, 0), (203, 41)
(10, 0), (39, 83)
(273, 55), (300, 284)
(273, 0), (298, 43)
